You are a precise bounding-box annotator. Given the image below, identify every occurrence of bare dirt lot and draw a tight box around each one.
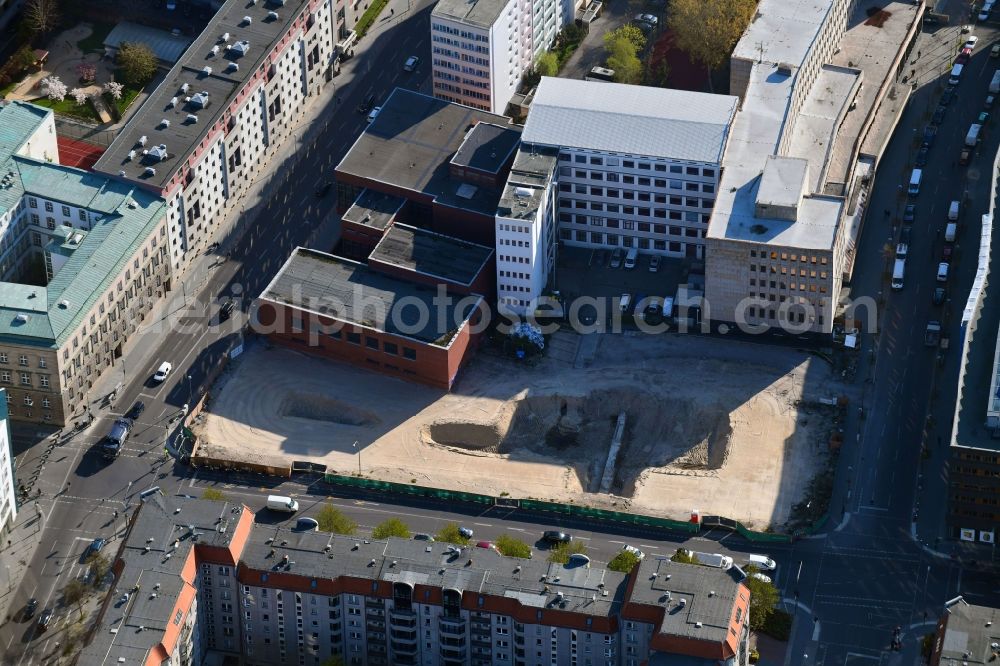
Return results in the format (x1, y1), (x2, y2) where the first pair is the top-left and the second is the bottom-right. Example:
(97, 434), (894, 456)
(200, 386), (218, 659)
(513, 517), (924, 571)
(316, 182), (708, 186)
(194, 332), (845, 529)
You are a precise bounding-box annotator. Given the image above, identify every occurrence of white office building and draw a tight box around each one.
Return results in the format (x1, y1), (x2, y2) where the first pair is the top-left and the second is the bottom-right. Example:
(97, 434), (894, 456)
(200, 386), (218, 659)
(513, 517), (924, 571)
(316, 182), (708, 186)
(495, 77), (738, 313)
(431, 0), (576, 114)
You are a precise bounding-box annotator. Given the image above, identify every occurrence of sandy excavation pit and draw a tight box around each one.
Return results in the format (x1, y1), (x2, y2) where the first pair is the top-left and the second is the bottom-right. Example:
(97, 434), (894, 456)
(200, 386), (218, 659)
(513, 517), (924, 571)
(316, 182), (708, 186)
(196, 333), (845, 528)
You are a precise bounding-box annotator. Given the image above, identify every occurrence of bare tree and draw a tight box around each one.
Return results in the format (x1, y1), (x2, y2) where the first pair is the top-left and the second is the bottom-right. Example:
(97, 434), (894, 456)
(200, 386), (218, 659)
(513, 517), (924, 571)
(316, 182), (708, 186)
(22, 0), (60, 38)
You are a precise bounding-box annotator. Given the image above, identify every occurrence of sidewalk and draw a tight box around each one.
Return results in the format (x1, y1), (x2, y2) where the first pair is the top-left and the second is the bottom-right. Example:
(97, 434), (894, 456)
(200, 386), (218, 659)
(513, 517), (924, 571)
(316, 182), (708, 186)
(0, 498), (45, 623)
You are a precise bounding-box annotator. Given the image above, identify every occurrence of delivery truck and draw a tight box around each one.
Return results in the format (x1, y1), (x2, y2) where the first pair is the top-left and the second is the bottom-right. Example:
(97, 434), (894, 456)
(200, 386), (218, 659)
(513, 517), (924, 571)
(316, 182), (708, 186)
(680, 549), (734, 570)
(966, 123), (982, 147)
(991, 69), (1000, 93)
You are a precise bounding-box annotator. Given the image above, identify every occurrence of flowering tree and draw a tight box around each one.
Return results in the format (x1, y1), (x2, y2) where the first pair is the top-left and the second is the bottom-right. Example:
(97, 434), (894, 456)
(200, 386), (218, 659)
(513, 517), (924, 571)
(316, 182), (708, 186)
(75, 62), (96, 84)
(70, 88), (88, 105)
(41, 76), (66, 101)
(508, 323), (545, 357)
(103, 80), (123, 100)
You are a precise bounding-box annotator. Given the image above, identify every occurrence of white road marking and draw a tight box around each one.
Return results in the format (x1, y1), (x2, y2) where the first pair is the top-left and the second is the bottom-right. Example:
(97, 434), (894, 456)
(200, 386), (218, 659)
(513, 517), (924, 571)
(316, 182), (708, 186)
(473, 522), (492, 527)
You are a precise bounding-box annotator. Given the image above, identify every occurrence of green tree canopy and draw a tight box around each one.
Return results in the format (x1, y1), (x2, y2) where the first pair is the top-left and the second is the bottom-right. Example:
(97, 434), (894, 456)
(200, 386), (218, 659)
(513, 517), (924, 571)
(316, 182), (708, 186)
(667, 0), (756, 71)
(743, 568), (780, 630)
(536, 52), (559, 77)
(372, 518), (410, 540)
(604, 24), (646, 52)
(316, 505), (357, 535)
(547, 540), (587, 564)
(604, 28), (644, 84)
(117, 42), (157, 87)
(63, 578), (88, 619)
(607, 550), (641, 573)
(495, 534), (532, 559)
(670, 548), (697, 564)
(201, 488), (227, 501)
(434, 523), (471, 545)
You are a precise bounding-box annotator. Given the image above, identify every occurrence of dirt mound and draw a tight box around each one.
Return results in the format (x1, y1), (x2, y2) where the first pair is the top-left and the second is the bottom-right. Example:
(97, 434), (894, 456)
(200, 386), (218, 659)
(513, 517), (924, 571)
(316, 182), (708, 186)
(425, 422), (504, 450)
(279, 392), (379, 426)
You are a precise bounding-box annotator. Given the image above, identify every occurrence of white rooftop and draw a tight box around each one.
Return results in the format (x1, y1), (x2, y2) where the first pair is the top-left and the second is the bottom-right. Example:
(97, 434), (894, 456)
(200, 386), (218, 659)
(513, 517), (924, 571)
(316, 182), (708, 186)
(522, 77), (738, 164)
(708, 0), (845, 249)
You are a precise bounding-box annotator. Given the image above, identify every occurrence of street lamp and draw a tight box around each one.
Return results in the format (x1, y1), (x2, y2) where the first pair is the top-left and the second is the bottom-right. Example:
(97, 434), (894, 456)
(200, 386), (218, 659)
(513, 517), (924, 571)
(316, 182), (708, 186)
(186, 375), (193, 405)
(352, 440), (361, 476)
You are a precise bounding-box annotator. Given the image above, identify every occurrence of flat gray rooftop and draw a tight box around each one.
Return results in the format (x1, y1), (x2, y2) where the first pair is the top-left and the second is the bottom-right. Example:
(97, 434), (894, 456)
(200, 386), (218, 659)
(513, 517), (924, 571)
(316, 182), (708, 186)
(336, 88), (519, 217)
(342, 189), (405, 231)
(369, 223), (493, 287)
(629, 557), (743, 646)
(94, 0), (313, 189)
(432, 0), (509, 29)
(451, 122), (520, 174)
(260, 247), (481, 346)
(522, 77), (738, 164)
(103, 21), (193, 64)
(497, 145), (558, 221)
(938, 597), (1000, 664)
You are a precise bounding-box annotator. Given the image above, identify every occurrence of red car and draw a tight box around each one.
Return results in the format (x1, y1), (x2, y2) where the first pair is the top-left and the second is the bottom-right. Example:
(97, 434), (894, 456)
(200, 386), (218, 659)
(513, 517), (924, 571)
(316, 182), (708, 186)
(475, 541), (497, 551)
(942, 245), (953, 261)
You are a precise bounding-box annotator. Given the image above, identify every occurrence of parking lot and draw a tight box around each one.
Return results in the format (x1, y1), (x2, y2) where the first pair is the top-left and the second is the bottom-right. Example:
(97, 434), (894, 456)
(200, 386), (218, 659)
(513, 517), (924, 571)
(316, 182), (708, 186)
(556, 246), (686, 317)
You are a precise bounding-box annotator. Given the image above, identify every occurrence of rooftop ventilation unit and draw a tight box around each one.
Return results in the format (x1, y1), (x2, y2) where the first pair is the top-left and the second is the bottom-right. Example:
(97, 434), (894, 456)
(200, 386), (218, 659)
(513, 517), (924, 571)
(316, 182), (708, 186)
(127, 150), (136, 161)
(190, 91), (209, 108)
(267, 10), (278, 19)
(211, 45), (220, 56)
(160, 119), (170, 128)
(149, 144), (168, 161)
(222, 31), (230, 42)
(180, 82), (190, 93)
(777, 63), (794, 76)
(230, 40), (250, 56)
(227, 62), (239, 72)
(169, 96), (178, 107)
(243, 15), (252, 24)
(679, 598), (687, 607)
(186, 114), (199, 123)
(144, 167), (156, 176)
(514, 186), (532, 198)
(138, 135), (148, 147)
(202, 66), (212, 75)
(58, 299), (69, 308)
(118, 170), (126, 177)
(695, 621), (703, 628)
(14, 313), (29, 323)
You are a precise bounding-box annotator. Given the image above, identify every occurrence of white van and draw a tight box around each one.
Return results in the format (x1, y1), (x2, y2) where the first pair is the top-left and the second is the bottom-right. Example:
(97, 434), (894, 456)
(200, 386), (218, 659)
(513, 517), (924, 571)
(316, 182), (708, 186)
(266, 495), (299, 513)
(948, 200), (960, 221)
(619, 293), (632, 313)
(950, 63), (964, 86)
(945, 222), (957, 242)
(746, 554), (777, 571)
(891, 258), (905, 290)
(624, 247), (638, 269)
(937, 262), (950, 282)
(908, 169), (922, 196)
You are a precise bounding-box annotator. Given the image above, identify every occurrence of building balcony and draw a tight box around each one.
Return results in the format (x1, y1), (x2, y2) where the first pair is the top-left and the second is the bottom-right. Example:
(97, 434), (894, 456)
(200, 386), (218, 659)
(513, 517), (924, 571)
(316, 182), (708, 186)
(391, 641), (418, 656)
(390, 628), (417, 643)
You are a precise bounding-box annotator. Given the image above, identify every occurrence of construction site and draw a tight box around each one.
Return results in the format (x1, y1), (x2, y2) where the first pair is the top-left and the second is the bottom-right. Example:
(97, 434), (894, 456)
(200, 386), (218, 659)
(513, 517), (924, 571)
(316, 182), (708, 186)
(192, 332), (847, 529)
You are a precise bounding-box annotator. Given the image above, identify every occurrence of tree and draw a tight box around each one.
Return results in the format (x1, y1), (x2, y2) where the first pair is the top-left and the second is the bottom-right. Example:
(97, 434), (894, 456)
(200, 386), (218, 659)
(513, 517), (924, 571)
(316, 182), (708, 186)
(201, 488), (227, 501)
(70, 87), (88, 105)
(76, 62), (96, 84)
(604, 27), (645, 85)
(743, 568), (780, 630)
(21, 0), (60, 38)
(13, 47), (36, 72)
(668, 0), (757, 71)
(104, 80), (124, 100)
(604, 25), (646, 52)
(434, 523), (471, 545)
(495, 534), (532, 559)
(41, 75), (66, 102)
(547, 540), (587, 564)
(607, 550), (641, 573)
(670, 548), (697, 564)
(316, 505), (357, 535)
(87, 553), (112, 587)
(117, 42), (157, 87)
(536, 52), (559, 77)
(372, 518), (410, 540)
(63, 579), (88, 619)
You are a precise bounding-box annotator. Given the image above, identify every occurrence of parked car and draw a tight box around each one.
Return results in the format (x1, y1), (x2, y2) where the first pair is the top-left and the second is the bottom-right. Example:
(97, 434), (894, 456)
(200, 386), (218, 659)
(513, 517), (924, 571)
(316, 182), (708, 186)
(36, 608), (53, 632)
(942, 245), (953, 261)
(932, 287), (947, 305)
(366, 106), (381, 123)
(937, 262), (950, 282)
(542, 530), (572, 544)
(900, 226), (912, 244)
(314, 180), (332, 197)
(960, 147), (972, 165)
(965, 35), (979, 50)
(987, 95), (996, 109)
(903, 204), (916, 223)
(609, 248), (624, 268)
(980, 111), (991, 123)
(475, 541), (496, 551)
(413, 533), (435, 541)
(931, 106), (946, 125)
(24, 598), (38, 619)
(992, 44), (1000, 57)
(941, 88), (955, 105)
(922, 125), (937, 146)
(750, 572), (772, 584)
(127, 401), (145, 420)
(915, 146), (929, 167)
(458, 527), (474, 539)
(636, 13), (657, 24)
(403, 55), (419, 71)
(648, 255), (661, 272)
(622, 545), (645, 560)
(220, 298), (236, 320)
(152, 361), (172, 383)
(83, 537), (107, 561)
(956, 49), (971, 65)
(357, 94), (376, 114)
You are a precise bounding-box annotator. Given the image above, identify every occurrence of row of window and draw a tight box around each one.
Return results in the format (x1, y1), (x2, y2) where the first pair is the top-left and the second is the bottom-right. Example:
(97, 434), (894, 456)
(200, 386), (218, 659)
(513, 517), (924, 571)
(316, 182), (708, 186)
(745, 307), (824, 325)
(558, 153), (716, 178)
(324, 330), (418, 360)
(559, 229), (697, 253)
(558, 187), (714, 209)
(0, 353), (46, 368)
(561, 213), (709, 230)
(560, 171), (716, 193)
(27, 197), (85, 221)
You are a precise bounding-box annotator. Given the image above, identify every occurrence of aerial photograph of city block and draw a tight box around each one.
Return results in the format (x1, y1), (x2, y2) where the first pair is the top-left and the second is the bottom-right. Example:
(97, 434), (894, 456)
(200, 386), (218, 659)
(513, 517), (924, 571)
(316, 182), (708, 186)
(0, 0), (993, 663)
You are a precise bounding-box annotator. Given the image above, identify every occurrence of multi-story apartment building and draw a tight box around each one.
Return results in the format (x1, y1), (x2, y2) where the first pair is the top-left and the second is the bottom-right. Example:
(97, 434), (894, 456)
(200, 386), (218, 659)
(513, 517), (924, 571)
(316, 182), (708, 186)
(0, 102), (169, 427)
(494, 76), (738, 314)
(82, 495), (752, 666)
(431, 0), (577, 114)
(0, 390), (15, 536)
(94, 0), (345, 275)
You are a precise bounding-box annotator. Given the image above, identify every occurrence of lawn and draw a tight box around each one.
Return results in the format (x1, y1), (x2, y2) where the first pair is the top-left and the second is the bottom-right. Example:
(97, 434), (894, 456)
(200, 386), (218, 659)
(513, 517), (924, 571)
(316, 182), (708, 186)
(30, 96), (100, 123)
(355, 0), (390, 37)
(105, 85), (142, 118)
(77, 22), (116, 54)
(0, 80), (18, 99)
